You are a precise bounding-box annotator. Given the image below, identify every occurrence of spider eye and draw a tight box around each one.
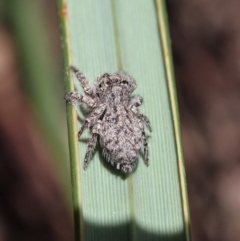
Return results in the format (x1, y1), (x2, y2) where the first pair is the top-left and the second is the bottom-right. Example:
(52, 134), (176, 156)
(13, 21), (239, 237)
(105, 80), (110, 86)
(121, 80), (128, 85)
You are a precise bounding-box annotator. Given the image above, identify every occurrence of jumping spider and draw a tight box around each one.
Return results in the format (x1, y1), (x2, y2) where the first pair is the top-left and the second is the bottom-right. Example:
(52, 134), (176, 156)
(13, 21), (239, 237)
(65, 66), (152, 173)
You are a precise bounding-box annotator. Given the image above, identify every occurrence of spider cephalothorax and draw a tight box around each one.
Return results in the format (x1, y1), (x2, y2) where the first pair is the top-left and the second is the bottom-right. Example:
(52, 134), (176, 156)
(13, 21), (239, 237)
(65, 66), (152, 173)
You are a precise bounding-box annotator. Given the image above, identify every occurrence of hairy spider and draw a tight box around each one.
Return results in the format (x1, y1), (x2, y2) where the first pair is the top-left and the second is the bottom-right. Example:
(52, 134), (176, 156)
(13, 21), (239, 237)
(65, 66), (152, 173)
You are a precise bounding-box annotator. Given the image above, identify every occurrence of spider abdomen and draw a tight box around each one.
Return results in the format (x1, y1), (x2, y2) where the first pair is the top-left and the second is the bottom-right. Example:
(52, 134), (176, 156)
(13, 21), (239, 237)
(99, 105), (143, 172)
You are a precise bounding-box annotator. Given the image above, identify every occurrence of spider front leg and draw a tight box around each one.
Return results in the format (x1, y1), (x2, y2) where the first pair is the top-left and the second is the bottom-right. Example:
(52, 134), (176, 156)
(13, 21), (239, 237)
(70, 66), (94, 96)
(65, 92), (96, 108)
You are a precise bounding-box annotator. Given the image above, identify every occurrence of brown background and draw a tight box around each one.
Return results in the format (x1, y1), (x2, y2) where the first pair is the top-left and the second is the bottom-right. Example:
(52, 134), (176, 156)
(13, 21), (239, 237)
(168, 0), (240, 240)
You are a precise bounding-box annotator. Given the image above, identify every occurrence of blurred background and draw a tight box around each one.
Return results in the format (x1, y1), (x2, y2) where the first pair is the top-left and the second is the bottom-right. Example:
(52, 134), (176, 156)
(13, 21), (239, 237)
(167, 1), (240, 240)
(1, 0), (240, 241)
(0, 1), (73, 241)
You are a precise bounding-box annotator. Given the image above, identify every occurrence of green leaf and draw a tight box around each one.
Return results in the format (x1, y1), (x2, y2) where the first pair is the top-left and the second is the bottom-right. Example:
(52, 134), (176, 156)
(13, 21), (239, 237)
(58, 0), (191, 240)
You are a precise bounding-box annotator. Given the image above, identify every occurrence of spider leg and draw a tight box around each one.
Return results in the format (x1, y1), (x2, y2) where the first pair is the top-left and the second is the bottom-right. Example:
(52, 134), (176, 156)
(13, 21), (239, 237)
(78, 121), (89, 138)
(78, 104), (106, 138)
(65, 92), (96, 108)
(129, 95), (143, 107)
(130, 105), (152, 132)
(142, 131), (149, 166)
(83, 133), (98, 170)
(70, 66), (94, 96)
(83, 120), (102, 169)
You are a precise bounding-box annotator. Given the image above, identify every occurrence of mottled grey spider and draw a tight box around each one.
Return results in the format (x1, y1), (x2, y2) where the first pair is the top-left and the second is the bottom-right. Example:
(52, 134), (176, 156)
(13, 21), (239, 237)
(65, 66), (152, 173)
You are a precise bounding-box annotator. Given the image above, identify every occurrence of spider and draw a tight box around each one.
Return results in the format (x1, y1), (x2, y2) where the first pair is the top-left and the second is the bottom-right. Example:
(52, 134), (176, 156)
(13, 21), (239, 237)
(65, 66), (152, 173)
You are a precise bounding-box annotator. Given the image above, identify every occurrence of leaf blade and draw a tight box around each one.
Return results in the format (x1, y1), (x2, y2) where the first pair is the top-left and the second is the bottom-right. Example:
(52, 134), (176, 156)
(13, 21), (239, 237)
(58, 0), (191, 240)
